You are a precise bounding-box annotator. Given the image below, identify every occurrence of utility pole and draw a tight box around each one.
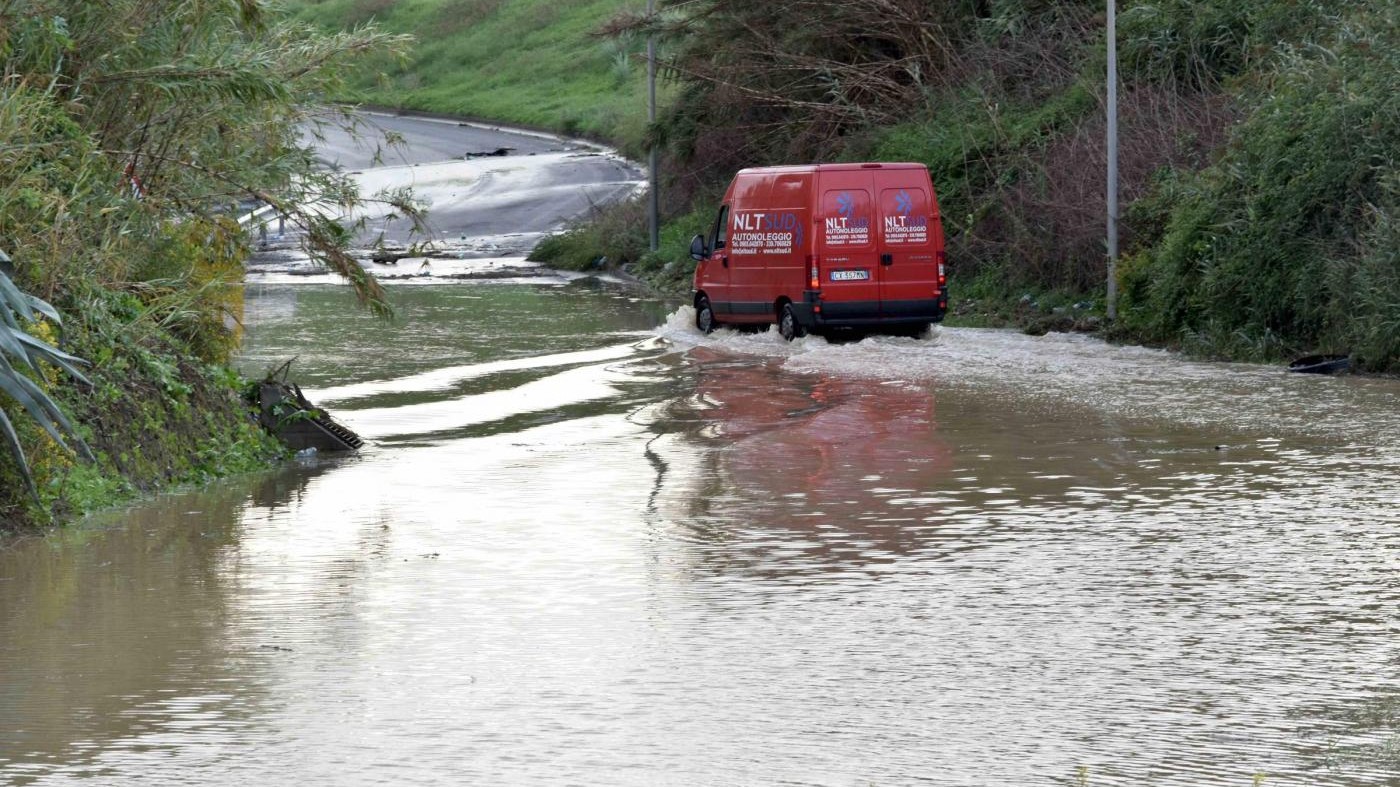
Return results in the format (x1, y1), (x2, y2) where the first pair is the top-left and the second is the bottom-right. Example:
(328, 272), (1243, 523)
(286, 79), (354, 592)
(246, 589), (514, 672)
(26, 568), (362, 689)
(647, 0), (659, 252)
(1106, 0), (1119, 320)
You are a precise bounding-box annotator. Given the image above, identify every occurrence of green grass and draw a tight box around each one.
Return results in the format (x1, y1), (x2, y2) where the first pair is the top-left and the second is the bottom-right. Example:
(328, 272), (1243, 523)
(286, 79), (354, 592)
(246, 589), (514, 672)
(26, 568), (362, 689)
(281, 0), (666, 146)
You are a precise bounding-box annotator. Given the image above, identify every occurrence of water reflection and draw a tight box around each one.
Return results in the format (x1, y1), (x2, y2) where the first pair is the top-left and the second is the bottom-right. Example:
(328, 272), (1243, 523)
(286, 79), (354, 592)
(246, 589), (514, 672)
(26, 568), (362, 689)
(644, 351), (955, 584)
(0, 480), (265, 782)
(638, 346), (1400, 786)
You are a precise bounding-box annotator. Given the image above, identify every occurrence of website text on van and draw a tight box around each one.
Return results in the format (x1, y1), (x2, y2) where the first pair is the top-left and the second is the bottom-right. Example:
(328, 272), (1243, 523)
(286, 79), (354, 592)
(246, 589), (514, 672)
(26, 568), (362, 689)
(690, 163), (948, 340)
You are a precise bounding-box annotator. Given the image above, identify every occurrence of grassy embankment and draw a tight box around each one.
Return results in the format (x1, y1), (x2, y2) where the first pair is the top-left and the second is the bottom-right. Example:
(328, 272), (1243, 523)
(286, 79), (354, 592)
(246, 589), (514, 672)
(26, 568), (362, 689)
(0, 2), (407, 531)
(288, 0), (1400, 372)
(281, 0), (662, 148)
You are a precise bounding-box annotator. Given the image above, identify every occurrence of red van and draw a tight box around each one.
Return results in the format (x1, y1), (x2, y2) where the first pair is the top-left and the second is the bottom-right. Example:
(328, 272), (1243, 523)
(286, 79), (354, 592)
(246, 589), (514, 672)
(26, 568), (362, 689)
(689, 163), (947, 339)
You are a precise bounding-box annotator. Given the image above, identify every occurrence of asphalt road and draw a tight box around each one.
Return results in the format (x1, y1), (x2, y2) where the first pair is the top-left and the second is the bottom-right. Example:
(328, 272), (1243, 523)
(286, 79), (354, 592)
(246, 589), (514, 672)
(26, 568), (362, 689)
(251, 111), (645, 277)
(307, 112), (565, 170)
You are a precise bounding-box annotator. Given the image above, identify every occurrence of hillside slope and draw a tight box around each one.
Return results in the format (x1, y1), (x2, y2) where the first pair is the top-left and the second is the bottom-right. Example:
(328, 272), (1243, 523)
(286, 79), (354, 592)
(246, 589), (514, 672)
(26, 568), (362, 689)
(540, 0), (1400, 371)
(285, 0), (1400, 371)
(282, 0), (657, 146)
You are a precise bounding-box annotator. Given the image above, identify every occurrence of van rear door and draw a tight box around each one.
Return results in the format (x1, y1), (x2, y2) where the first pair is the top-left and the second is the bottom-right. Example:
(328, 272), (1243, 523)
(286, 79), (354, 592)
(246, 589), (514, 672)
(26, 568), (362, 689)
(816, 171), (878, 320)
(876, 174), (940, 321)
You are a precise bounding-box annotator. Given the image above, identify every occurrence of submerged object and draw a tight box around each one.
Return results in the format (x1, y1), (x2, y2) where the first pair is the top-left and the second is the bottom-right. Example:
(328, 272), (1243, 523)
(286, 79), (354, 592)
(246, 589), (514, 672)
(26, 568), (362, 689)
(1287, 354), (1352, 375)
(257, 380), (363, 452)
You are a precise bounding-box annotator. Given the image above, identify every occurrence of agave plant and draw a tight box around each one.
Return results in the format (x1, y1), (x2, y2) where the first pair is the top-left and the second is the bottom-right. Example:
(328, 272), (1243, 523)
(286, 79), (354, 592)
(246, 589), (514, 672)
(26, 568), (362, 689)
(0, 249), (93, 502)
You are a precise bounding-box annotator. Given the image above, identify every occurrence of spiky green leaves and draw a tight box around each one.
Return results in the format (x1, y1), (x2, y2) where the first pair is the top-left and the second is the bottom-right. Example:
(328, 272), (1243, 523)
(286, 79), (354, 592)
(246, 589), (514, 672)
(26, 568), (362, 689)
(0, 249), (92, 502)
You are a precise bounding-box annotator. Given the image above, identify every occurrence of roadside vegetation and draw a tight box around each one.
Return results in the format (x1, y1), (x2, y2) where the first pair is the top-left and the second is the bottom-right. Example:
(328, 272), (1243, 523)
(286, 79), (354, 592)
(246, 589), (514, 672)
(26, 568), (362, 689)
(526, 0), (1397, 371)
(235, 0), (1400, 373)
(0, 0), (409, 530)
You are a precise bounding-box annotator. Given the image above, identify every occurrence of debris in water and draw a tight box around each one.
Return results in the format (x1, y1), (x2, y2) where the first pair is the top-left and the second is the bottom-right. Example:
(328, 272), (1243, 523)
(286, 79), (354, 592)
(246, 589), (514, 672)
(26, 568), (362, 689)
(464, 147), (514, 159)
(1287, 354), (1351, 375)
(257, 359), (364, 452)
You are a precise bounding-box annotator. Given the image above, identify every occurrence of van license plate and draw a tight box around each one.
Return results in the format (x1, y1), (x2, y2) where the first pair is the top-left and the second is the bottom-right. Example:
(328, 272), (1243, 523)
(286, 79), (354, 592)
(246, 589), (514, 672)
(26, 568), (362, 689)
(830, 269), (869, 281)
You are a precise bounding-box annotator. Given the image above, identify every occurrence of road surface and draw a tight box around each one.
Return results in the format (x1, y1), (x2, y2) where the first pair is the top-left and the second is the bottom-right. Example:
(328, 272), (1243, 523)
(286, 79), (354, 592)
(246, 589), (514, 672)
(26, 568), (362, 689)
(249, 111), (645, 280)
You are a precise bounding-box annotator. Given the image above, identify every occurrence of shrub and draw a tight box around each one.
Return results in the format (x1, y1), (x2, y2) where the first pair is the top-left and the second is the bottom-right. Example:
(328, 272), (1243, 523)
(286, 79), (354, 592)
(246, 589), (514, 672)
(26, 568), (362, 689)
(0, 251), (91, 503)
(529, 197), (650, 271)
(1118, 4), (1400, 366)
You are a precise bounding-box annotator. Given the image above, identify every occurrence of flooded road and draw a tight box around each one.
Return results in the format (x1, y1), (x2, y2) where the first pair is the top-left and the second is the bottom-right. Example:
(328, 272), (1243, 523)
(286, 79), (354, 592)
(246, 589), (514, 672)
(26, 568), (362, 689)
(3, 282), (1399, 786)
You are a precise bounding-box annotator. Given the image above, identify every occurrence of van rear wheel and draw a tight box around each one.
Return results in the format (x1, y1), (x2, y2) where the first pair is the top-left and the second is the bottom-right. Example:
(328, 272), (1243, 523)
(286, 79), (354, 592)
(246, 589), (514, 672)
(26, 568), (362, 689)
(778, 303), (805, 341)
(696, 296), (718, 334)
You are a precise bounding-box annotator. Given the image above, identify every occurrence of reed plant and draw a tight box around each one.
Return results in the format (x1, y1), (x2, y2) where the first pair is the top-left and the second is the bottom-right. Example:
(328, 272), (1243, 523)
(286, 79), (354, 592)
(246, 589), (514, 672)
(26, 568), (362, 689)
(0, 0), (412, 524)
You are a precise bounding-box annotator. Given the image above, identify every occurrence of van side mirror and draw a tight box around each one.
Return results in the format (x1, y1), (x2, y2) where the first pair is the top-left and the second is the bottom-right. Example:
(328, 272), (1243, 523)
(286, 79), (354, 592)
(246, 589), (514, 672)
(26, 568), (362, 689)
(689, 234), (708, 261)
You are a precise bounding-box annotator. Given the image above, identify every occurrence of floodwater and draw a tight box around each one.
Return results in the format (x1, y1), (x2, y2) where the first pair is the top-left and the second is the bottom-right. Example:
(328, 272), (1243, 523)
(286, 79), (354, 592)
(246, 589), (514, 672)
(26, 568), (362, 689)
(3, 282), (1400, 786)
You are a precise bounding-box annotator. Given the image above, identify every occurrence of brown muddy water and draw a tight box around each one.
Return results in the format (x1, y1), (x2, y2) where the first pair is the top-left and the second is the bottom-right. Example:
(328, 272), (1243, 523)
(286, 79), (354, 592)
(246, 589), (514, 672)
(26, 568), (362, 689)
(3, 282), (1399, 786)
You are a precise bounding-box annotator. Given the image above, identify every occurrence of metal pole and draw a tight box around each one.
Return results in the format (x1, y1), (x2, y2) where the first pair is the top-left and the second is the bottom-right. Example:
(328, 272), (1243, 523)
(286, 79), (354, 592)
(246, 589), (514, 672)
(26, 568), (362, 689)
(1106, 0), (1119, 321)
(647, 0), (660, 252)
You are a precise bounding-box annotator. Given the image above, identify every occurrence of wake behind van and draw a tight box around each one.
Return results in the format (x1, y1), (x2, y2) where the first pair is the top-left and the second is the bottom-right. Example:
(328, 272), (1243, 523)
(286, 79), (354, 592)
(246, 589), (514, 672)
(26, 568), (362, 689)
(689, 163), (947, 339)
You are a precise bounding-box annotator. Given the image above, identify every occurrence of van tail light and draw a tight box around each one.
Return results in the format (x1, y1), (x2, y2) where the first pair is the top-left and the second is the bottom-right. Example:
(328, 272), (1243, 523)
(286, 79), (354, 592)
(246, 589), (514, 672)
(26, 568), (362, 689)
(936, 250), (947, 288)
(808, 254), (821, 290)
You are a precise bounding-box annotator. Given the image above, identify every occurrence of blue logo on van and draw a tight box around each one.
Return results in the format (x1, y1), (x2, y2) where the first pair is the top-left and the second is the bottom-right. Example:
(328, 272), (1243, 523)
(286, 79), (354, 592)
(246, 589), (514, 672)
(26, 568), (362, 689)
(895, 190), (913, 216)
(836, 192), (855, 219)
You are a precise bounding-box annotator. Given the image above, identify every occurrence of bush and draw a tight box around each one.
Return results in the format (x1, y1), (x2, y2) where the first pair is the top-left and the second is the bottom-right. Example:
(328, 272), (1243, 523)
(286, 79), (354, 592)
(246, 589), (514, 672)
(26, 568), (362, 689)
(0, 252), (92, 504)
(528, 197), (650, 271)
(0, 0), (407, 526)
(1118, 5), (1400, 366)
(1331, 192), (1400, 373)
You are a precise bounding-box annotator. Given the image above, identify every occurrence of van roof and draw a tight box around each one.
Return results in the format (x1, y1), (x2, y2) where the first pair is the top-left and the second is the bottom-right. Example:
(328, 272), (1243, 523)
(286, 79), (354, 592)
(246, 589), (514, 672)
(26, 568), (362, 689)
(734, 163), (927, 176)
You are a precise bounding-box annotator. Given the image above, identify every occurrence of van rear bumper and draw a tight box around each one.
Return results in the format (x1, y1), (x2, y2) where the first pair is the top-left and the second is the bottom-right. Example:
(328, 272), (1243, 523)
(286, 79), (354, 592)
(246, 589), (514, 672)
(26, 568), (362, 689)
(793, 294), (946, 331)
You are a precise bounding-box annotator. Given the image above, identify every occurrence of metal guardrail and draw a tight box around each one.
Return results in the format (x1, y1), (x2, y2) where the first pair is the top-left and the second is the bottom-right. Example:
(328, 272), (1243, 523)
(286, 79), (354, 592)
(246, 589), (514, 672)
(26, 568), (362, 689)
(237, 202), (290, 245)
